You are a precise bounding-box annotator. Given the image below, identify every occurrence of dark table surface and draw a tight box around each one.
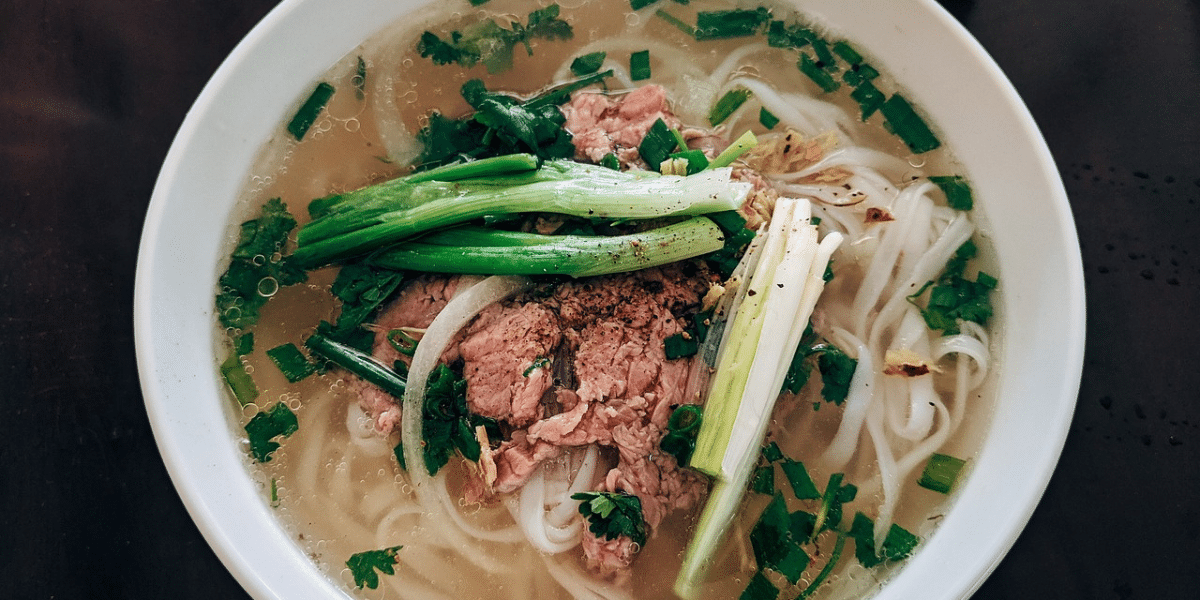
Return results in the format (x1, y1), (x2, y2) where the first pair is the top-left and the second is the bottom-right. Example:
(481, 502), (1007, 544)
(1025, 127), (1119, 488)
(2, 0), (1197, 598)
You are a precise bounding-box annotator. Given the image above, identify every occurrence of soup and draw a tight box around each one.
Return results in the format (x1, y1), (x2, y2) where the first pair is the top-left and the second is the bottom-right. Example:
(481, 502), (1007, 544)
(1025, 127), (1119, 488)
(214, 1), (998, 598)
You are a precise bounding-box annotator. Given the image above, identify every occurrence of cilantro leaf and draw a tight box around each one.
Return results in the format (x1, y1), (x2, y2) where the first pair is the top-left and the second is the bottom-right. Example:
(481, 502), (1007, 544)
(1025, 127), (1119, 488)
(328, 262), (405, 351)
(345, 545), (403, 589)
(909, 239), (997, 334)
(749, 493), (810, 584)
(417, 4), (573, 74)
(417, 364), (497, 475)
(266, 343), (316, 383)
(780, 458), (820, 500)
(244, 402), (299, 462)
(781, 324), (857, 405)
(739, 571), (779, 600)
(215, 198), (307, 329)
(571, 491), (648, 546)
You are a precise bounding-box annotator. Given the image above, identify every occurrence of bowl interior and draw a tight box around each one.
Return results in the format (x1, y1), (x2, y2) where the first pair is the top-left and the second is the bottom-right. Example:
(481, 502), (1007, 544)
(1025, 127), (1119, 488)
(134, 1), (1084, 598)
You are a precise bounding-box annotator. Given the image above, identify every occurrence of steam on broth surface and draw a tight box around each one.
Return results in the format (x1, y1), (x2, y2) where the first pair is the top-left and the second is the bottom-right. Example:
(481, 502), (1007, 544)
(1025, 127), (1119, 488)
(217, 1), (999, 599)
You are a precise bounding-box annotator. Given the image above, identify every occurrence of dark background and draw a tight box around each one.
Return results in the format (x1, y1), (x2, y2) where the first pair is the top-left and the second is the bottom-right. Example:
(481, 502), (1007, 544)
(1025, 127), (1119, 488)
(1, 0), (1196, 598)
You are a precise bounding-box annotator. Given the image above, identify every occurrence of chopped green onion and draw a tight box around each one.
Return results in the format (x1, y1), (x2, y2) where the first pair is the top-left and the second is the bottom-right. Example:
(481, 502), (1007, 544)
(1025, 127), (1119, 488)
(669, 149), (709, 174)
(353, 56), (367, 100)
(880, 93), (941, 154)
(917, 453), (967, 494)
(386, 329), (419, 356)
(266, 343), (316, 383)
(843, 62), (880, 87)
(638, 118), (678, 169)
(220, 353), (259, 407)
(709, 129), (757, 169)
(305, 333), (407, 399)
(233, 332), (255, 355)
(708, 88), (753, 126)
(759, 107), (780, 129)
(799, 53), (839, 93)
(599, 152), (620, 170)
(569, 51), (606, 76)
(832, 40), (863, 65)
(694, 8), (771, 41)
(929, 175), (974, 211)
(287, 82), (335, 140)
(850, 81), (885, 120)
(654, 9), (696, 36)
(630, 0), (657, 9)
(630, 49), (651, 80)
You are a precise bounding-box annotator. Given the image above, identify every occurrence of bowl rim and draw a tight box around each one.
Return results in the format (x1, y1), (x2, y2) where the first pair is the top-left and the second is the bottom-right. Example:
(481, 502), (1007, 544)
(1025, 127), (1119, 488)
(134, 0), (1085, 598)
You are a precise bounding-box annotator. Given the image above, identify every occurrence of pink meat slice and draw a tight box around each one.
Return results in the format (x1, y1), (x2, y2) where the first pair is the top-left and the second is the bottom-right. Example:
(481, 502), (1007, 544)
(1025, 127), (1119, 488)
(563, 85), (681, 165)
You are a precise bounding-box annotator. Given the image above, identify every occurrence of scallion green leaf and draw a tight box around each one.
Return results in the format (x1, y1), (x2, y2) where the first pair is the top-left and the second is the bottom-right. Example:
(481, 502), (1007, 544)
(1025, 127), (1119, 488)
(917, 453), (967, 494)
(708, 88), (753, 126)
(630, 49), (651, 80)
(287, 82), (335, 141)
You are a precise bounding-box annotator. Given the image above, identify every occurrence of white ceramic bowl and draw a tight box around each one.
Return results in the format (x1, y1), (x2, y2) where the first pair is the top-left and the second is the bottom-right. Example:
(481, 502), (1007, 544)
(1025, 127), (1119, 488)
(134, 0), (1085, 598)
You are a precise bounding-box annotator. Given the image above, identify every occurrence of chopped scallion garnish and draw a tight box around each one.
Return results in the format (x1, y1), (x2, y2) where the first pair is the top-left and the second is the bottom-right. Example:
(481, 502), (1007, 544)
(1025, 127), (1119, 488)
(708, 88), (753, 126)
(917, 452), (967, 494)
(880, 93), (941, 154)
(266, 343), (317, 383)
(630, 49), (651, 80)
(286, 82), (335, 141)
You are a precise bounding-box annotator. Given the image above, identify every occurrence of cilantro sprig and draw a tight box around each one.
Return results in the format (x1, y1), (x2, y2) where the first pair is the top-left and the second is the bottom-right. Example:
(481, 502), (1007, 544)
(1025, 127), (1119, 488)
(244, 402), (299, 462)
(417, 4), (573, 74)
(571, 491), (648, 546)
(215, 198), (307, 329)
(781, 323), (857, 405)
(907, 239), (997, 334)
(345, 545), (403, 589)
(395, 364), (500, 476)
(741, 451), (918, 600)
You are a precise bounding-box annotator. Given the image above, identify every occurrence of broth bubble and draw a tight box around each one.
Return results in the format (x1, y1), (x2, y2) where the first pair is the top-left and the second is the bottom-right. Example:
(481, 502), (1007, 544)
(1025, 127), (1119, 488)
(257, 276), (279, 297)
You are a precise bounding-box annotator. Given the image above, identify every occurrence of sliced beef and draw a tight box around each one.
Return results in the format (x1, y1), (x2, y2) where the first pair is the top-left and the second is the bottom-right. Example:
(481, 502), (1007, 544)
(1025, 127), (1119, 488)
(355, 275), (459, 434)
(563, 85), (681, 167)
(457, 302), (561, 427)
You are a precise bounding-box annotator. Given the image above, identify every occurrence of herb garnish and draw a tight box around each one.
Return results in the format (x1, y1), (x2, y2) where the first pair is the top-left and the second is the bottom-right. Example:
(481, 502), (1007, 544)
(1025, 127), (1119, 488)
(907, 239), (997, 334)
(417, 4), (573, 74)
(345, 545), (403, 589)
(220, 332), (259, 407)
(570, 51), (606, 76)
(410, 364), (500, 475)
(571, 491), (648, 546)
(709, 88), (753, 126)
(918, 452), (967, 494)
(287, 82), (335, 140)
(630, 49), (651, 81)
(266, 343), (316, 383)
(781, 324), (857, 405)
(215, 198), (307, 329)
(660, 404), (703, 465)
(244, 402), (299, 462)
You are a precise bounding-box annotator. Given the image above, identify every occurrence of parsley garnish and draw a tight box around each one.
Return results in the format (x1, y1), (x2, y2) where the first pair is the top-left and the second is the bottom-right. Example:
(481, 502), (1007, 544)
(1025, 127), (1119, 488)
(215, 198), (307, 329)
(416, 4), (573, 74)
(244, 402), (298, 462)
(571, 491), (648, 546)
(345, 545), (403, 589)
(740, 453), (914, 600)
(849, 512), (919, 568)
